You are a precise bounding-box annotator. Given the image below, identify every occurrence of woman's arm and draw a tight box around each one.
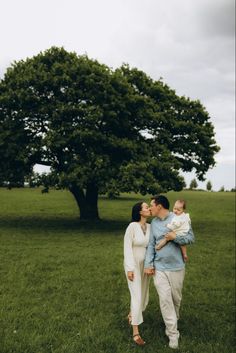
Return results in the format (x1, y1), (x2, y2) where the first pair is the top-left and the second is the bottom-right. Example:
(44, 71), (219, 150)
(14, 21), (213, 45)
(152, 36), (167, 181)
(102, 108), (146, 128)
(124, 224), (136, 272)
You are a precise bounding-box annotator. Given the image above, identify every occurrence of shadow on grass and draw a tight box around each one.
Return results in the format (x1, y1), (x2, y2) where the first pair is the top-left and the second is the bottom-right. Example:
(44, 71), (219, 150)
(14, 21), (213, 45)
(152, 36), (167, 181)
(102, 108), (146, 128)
(0, 215), (128, 234)
(0, 215), (229, 237)
(99, 195), (150, 202)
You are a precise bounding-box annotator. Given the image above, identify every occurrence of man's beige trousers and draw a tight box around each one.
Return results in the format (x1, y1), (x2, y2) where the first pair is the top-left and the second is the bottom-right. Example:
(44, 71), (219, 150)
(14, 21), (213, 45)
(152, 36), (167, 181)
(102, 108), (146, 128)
(153, 269), (185, 339)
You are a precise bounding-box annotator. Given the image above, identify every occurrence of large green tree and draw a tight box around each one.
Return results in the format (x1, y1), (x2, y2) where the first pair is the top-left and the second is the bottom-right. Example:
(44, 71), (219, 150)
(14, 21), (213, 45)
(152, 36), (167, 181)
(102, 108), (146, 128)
(0, 47), (219, 219)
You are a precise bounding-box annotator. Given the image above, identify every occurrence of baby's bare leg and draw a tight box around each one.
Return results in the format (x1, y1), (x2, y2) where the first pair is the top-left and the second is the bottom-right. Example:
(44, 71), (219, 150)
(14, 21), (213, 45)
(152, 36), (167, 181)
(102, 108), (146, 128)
(181, 245), (188, 262)
(156, 238), (168, 250)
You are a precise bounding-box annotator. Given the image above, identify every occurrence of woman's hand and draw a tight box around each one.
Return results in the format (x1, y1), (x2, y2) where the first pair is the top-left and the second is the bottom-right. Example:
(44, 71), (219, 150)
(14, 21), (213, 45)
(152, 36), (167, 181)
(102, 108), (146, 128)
(165, 231), (176, 241)
(127, 271), (134, 281)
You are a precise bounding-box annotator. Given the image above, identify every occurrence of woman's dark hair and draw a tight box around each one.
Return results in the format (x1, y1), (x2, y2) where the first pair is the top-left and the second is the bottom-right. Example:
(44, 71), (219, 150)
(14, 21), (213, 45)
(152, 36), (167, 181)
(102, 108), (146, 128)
(131, 201), (144, 222)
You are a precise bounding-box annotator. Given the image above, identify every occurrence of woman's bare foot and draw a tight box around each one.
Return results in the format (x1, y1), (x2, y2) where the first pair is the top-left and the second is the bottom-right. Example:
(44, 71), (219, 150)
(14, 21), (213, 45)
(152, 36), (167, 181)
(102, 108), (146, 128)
(183, 254), (188, 262)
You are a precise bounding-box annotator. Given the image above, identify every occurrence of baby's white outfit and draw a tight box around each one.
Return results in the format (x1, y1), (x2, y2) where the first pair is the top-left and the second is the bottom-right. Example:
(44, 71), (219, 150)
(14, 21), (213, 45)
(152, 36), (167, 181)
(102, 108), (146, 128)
(167, 212), (191, 235)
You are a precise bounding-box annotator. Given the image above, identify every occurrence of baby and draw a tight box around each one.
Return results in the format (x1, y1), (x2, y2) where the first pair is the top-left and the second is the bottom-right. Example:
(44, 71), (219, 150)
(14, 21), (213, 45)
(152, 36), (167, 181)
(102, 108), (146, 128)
(156, 199), (191, 262)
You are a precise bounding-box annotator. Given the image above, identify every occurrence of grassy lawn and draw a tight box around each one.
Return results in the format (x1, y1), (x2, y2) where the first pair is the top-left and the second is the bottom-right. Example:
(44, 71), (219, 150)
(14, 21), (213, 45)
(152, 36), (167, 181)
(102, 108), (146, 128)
(0, 188), (235, 353)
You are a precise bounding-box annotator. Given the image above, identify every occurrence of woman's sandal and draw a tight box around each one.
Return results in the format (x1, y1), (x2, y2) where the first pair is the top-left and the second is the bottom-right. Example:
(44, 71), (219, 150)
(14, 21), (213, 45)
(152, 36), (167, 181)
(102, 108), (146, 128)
(133, 334), (146, 346)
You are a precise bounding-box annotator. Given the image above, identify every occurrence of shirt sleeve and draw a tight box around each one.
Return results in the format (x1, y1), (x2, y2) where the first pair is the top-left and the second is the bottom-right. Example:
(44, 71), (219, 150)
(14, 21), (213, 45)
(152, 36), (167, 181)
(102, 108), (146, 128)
(144, 222), (156, 269)
(173, 226), (195, 245)
(124, 224), (136, 272)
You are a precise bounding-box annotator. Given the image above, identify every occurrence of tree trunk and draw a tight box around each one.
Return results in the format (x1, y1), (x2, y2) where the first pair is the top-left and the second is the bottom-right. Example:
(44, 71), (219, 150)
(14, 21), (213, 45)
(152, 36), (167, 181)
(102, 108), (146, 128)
(69, 183), (100, 220)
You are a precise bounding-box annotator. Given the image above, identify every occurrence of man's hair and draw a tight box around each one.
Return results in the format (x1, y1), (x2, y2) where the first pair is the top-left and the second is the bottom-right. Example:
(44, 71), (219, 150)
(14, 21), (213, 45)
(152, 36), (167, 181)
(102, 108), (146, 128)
(131, 201), (144, 222)
(151, 195), (170, 210)
(176, 199), (186, 210)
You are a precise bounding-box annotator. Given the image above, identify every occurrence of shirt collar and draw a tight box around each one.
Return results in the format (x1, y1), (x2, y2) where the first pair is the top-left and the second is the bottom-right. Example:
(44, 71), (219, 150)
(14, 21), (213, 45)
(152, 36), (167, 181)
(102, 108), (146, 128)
(157, 211), (170, 221)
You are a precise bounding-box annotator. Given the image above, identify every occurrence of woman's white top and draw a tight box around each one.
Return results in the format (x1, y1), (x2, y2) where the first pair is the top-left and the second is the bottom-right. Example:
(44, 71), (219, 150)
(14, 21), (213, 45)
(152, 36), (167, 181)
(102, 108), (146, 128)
(124, 222), (150, 272)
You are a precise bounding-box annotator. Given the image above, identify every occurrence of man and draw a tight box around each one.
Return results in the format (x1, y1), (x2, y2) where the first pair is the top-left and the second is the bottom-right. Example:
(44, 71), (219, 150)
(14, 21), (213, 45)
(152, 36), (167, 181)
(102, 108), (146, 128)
(144, 195), (194, 349)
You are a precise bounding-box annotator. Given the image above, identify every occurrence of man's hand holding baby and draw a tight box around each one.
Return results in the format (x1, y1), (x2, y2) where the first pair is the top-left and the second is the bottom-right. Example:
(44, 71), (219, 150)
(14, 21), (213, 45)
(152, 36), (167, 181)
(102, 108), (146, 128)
(165, 231), (176, 241)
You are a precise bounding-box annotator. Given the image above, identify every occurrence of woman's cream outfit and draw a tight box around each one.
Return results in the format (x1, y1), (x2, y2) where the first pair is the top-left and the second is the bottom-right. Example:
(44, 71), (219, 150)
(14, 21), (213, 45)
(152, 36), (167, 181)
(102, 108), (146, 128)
(124, 222), (150, 325)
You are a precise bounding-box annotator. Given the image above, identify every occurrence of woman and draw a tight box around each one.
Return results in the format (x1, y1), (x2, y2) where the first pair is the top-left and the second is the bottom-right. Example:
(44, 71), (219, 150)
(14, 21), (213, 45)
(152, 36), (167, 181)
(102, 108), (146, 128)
(124, 201), (151, 345)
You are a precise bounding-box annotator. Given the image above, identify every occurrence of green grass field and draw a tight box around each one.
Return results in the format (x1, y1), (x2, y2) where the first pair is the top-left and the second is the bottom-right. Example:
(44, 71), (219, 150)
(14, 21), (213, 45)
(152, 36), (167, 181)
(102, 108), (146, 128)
(0, 188), (235, 353)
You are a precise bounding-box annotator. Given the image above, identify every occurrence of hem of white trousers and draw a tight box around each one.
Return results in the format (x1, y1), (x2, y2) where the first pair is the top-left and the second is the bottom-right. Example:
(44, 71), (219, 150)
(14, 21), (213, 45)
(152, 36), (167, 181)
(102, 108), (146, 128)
(166, 330), (180, 339)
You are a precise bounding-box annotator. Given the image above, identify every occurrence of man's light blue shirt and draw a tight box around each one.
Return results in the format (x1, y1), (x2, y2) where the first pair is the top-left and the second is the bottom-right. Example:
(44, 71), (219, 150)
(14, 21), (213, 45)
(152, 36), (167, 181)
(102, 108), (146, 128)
(144, 212), (195, 271)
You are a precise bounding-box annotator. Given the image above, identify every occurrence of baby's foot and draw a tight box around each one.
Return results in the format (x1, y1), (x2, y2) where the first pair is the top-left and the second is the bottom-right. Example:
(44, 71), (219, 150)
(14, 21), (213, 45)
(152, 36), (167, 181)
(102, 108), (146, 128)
(183, 254), (188, 262)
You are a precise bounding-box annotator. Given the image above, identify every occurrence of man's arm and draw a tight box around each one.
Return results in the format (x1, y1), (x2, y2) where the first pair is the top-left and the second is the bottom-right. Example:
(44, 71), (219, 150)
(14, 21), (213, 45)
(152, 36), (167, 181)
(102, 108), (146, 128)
(165, 226), (195, 245)
(144, 223), (156, 269)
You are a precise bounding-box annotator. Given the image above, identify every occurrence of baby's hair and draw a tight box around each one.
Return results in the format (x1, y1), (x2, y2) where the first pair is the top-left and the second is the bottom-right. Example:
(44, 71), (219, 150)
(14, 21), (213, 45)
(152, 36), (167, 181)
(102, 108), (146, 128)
(176, 199), (186, 210)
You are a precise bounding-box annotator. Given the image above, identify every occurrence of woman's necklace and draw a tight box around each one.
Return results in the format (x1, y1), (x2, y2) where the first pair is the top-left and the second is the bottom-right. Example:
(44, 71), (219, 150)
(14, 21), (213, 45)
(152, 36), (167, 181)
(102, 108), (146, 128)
(140, 223), (147, 235)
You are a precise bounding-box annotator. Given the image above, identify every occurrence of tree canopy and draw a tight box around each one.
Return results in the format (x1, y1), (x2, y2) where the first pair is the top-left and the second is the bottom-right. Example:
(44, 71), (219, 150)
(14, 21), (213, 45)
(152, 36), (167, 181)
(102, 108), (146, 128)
(0, 47), (219, 219)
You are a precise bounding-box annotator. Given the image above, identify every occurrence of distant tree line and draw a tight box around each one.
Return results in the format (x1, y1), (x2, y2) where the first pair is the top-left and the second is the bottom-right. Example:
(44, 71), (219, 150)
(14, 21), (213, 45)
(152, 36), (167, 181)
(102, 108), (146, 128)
(186, 178), (234, 192)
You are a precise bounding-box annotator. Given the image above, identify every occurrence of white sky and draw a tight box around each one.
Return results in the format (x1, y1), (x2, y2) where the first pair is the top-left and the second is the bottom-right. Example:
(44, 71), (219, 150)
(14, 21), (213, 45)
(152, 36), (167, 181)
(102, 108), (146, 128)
(1, 0), (235, 190)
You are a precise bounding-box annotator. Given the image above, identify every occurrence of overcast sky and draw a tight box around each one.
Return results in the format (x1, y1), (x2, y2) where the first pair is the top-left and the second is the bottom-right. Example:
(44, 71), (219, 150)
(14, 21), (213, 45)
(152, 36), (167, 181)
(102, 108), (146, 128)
(1, 0), (235, 190)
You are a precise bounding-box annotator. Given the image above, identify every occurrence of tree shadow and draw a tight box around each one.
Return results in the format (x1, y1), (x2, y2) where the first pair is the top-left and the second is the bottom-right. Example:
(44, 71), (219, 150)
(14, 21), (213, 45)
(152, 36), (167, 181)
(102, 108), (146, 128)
(100, 195), (149, 202)
(0, 215), (128, 234)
